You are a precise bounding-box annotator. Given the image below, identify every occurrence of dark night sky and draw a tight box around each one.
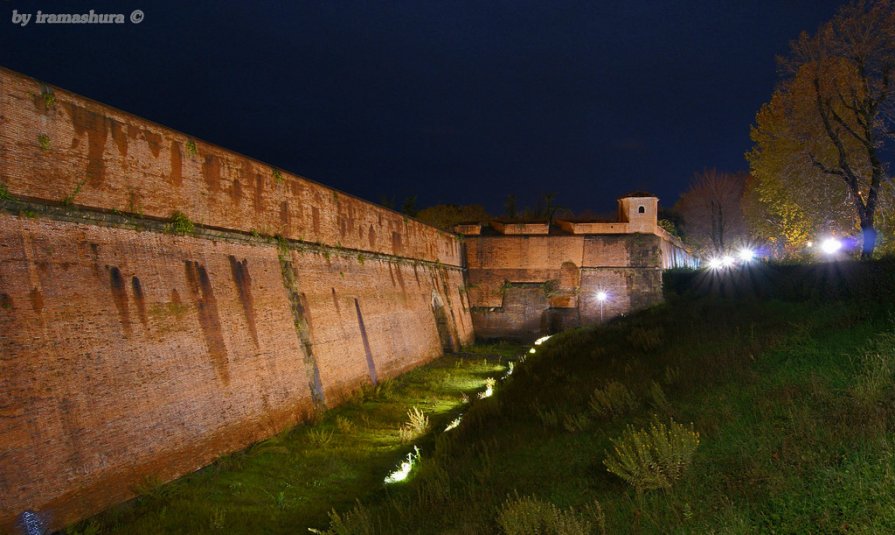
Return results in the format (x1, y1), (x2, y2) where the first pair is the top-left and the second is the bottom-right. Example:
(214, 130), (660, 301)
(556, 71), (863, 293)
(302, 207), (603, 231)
(0, 0), (848, 215)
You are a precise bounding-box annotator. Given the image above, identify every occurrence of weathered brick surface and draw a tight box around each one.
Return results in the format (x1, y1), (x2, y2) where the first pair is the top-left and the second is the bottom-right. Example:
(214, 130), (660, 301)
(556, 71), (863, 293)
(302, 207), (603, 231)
(467, 233), (679, 339)
(0, 66), (472, 531)
(0, 213), (471, 530)
(0, 68), (460, 266)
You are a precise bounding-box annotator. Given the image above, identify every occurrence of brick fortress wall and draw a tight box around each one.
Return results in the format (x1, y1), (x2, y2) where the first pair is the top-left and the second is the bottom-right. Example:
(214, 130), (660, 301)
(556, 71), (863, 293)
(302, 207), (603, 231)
(0, 68), (472, 530)
(462, 198), (696, 340)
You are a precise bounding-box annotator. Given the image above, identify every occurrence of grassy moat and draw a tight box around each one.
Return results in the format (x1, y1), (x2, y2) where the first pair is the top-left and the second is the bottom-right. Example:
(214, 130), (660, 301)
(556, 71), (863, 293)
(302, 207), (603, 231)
(73, 270), (895, 534)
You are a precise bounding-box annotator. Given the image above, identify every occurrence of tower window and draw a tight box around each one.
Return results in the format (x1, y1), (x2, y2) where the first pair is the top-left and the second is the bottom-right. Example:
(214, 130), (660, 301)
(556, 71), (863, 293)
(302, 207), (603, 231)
(638, 205), (645, 214)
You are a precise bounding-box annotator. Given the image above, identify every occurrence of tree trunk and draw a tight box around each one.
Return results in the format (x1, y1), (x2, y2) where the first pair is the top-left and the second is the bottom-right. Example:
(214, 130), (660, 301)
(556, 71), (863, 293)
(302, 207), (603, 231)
(860, 217), (877, 260)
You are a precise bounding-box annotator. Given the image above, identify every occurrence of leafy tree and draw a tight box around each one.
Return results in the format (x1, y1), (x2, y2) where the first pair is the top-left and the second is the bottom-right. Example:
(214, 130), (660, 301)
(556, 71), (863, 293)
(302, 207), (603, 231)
(747, 0), (895, 258)
(503, 194), (518, 219)
(401, 195), (418, 217)
(675, 169), (749, 254)
(415, 204), (491, 231)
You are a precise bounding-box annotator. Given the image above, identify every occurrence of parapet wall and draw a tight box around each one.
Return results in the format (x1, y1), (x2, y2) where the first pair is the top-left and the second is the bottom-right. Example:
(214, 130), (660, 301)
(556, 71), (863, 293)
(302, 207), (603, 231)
(465, 232), (692, 340)
(0, 68), (472, 531)
(0, 67), (460, 266)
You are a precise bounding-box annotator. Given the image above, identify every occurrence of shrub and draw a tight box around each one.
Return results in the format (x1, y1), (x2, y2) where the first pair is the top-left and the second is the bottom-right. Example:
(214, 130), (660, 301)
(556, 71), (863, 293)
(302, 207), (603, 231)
(589, 381), (638, 419)
(335, 416), (355, 434)
(399, 407), (429, 443)
(310, 501), (376, 535)
(164, 211), (195, 235)
(603, 418), (700, 494)
(497, 494), (603, 535)
(307, 428), (334, 448)
(562, 413), (591, 433)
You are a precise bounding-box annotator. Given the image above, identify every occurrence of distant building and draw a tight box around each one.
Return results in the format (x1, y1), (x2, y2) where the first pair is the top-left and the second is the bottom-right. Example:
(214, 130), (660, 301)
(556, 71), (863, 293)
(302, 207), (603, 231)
(456, 194), (696, 340)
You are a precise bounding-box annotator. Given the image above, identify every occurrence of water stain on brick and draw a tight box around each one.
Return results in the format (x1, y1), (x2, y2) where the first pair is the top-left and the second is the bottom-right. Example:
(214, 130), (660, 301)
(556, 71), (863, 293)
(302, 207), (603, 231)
(253, 174), (264, 212)
(58, 398), (85, 468)
(184, 261), (230, 385)
(169, 140), (183, 186)
(65, 103), (107, 186)
(202, 154), (221, 193)
(0, 293), (13, 311)
(131, 276), (149, 329)
(279, 201), (290, 230)
(228, 256), (259, 347)
(230, 177), (242, 204)
(312, 207), (320, 234)
(331, 288), (341, 317)
(368, 227), (376, 248)
(108, 266), (131, 337)
(388, 263), (396, 286)
(276, 251), (325, 409)
(144, 130), (162, 158)
(109, 120), (128, 158)
(392, 231), (403, 255)
(29, 287), (43, 314)
(394, 264), (406, 293)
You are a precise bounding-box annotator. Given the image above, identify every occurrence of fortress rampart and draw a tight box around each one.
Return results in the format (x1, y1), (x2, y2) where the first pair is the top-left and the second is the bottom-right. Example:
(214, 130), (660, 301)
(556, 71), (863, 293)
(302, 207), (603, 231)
(0, 68), (472, 530)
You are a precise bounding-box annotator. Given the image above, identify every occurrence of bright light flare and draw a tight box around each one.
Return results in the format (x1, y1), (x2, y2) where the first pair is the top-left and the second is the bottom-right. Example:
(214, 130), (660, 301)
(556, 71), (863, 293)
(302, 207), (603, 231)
(738, 248), (755, 262)
(384, 447), (420, 484)
(533, 335), (552, 346)
(444, 416), (462, 432)
(721, 255), (735, 267)
(708, 257), (724, 270)
(596, 291), (608, 302)
(821, 238), (842, 255)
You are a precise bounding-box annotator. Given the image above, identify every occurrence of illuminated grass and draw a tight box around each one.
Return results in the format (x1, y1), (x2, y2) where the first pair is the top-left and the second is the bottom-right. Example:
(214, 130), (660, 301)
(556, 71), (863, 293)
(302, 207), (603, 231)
(313, 294), (895, 533)
(79, 343), (521, 533)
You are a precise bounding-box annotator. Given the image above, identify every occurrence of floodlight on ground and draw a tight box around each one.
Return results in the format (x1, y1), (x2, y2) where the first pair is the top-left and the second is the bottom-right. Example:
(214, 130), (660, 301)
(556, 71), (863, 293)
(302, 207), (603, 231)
(738, 248), (755, 262)
(721, 255), (735, 268)
(821, 238), (842, 255)
(708, 257), (723, 270)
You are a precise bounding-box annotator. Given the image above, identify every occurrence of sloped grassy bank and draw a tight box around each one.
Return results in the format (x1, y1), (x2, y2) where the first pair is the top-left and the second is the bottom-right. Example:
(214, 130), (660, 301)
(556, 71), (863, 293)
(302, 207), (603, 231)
(314, 265), (895, 533)
(69, 342), (521, 534)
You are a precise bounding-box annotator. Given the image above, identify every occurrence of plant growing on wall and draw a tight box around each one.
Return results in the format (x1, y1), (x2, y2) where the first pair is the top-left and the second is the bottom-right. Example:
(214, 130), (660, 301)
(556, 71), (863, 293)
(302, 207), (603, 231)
(164, 211), (195, 235)
(37, 133), (50, 151)
(62, 178), (87, 206)
(185, 138), (198, 157)
(542, 279), (560, 297)
(272, 168), (284, 184)
(40, 85), (56, 110)
(0, 183), (10, 201)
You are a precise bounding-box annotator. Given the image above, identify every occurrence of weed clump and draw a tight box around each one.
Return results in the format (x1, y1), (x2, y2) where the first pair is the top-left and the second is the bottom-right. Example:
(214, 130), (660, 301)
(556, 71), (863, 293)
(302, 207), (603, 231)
(0, 183), (10, 200)
(398, 407), (429, 443)
(603, 418), (700, 494)
(589, 381), (638, 419)
(164, 211), (195, 235)
(307, 428), (334, 448)
(496, 494), (605, 535)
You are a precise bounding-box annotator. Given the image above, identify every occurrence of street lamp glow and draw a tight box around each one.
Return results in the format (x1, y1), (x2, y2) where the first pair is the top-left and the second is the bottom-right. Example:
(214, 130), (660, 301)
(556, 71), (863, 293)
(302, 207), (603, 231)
(821, 238), (842, 255)
(738, 248), (755, 262)
(596, 291), (608, 302)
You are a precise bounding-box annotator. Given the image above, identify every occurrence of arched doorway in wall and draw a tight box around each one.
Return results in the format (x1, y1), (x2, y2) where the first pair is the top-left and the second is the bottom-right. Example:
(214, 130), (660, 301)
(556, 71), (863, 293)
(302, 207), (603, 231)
(431, 290), (457, 352)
